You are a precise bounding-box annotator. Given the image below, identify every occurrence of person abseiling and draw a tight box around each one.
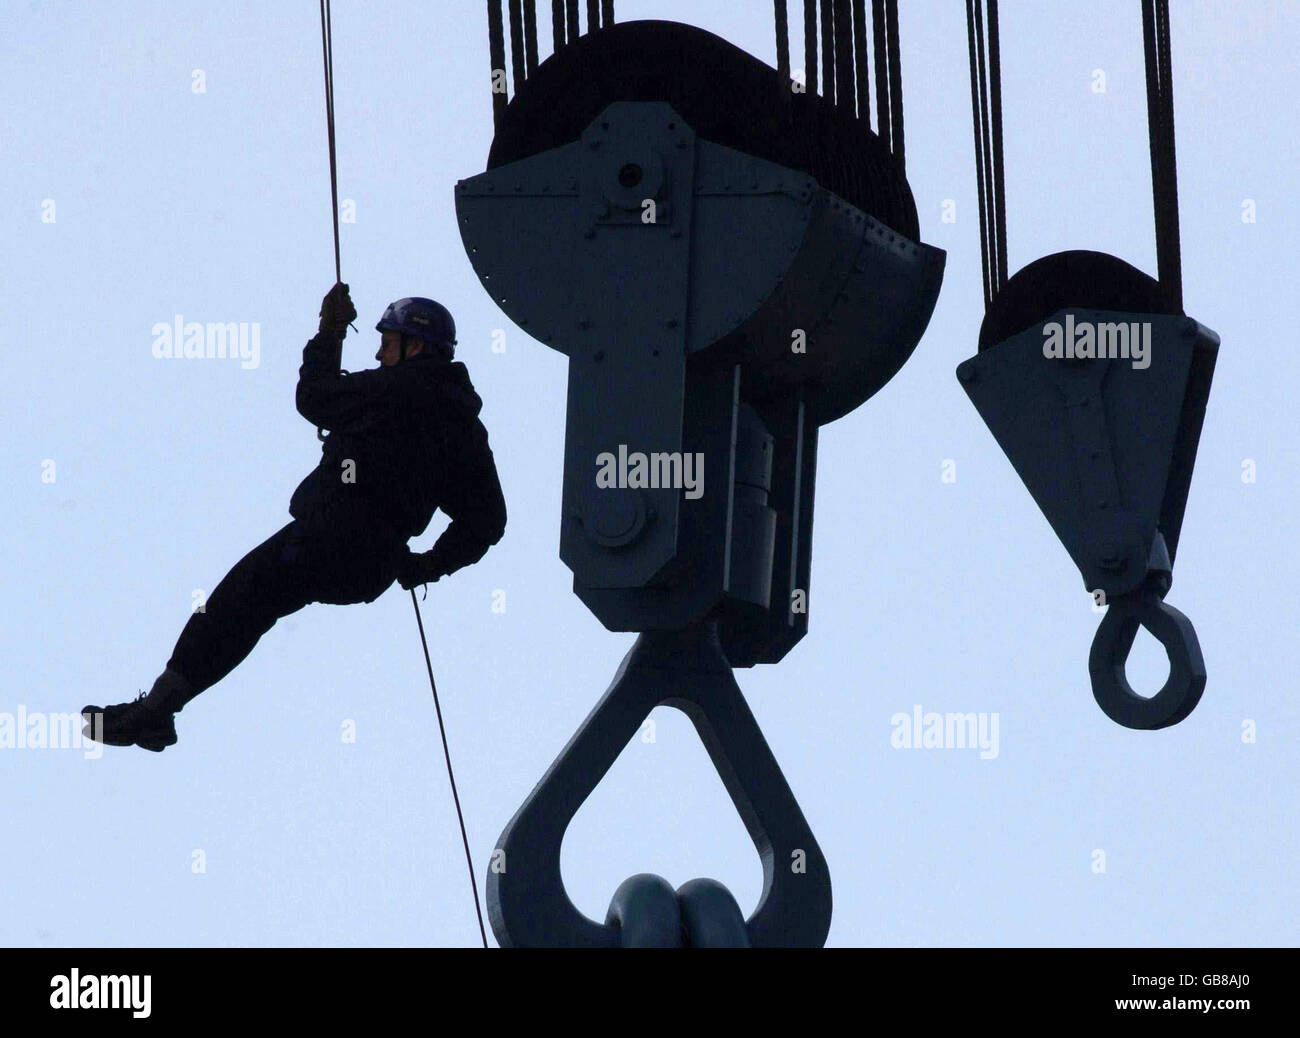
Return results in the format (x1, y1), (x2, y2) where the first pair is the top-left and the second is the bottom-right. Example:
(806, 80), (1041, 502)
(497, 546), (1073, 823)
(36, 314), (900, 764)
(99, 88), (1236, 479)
(83, 283), (507, 751)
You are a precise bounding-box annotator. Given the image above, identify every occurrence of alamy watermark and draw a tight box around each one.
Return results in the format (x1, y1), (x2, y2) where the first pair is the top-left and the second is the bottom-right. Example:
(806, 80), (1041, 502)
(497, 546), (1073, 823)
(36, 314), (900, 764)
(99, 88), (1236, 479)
(891, 705), (1000, 759)
(1043, 314), (1151, 369)
(1, 706), (103, 759)
(151, 314), (260, 369)
(50, 970), (151, 1018)
(596, 444), (704, 500)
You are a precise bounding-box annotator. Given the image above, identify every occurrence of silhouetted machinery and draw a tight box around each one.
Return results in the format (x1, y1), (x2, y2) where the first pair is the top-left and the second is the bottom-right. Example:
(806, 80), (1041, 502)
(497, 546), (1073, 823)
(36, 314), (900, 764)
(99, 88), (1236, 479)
(958, 253), (1217, 730)
(457, 12), (943, 946)
(959, 0), (1217, 731)
(454, 0), (1215, 946)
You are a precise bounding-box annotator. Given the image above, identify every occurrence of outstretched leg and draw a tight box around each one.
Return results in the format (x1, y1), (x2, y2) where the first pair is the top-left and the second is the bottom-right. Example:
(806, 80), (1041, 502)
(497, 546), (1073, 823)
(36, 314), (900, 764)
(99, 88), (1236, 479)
(85, 505), (401, 750)
(166, 521), (316, 698)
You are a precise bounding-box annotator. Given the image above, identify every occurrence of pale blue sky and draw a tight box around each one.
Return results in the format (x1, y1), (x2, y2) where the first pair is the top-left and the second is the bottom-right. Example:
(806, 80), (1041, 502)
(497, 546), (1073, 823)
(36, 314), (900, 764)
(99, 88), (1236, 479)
(3, 0), (1296, 946)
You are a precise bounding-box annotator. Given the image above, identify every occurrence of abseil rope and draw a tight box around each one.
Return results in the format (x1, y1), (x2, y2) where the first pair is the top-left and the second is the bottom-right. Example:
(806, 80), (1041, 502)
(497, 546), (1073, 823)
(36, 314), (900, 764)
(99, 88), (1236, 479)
(410, 590), (489, 948)
(319, 0), (488, 948)
(319, 0), (341, 284)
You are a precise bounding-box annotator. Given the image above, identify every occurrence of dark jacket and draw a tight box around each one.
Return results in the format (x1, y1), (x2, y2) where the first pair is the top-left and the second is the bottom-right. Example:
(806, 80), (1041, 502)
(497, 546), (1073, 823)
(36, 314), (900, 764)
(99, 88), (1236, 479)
(291, 330), (506, 580)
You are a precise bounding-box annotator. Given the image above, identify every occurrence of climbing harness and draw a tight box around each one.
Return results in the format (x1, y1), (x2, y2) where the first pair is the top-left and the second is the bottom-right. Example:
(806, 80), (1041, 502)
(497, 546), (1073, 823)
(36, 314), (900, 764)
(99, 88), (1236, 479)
(957, 0), (1218, 729)
(317, 0), (487, 947)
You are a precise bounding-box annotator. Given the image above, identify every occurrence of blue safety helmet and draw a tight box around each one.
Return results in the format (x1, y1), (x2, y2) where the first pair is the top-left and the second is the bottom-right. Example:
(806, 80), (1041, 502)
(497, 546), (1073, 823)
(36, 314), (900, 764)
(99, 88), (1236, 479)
(376, 297), (457, 358)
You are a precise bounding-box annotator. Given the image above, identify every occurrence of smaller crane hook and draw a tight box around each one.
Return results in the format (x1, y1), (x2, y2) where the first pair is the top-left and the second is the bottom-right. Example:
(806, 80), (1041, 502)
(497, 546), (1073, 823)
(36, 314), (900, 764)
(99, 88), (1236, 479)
(1088, 588), (1206, 730)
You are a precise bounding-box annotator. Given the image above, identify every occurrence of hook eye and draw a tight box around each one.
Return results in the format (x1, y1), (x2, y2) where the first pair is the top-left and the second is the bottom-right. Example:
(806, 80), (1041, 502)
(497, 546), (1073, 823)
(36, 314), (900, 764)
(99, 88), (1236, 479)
(1088, 594), (1206, 729)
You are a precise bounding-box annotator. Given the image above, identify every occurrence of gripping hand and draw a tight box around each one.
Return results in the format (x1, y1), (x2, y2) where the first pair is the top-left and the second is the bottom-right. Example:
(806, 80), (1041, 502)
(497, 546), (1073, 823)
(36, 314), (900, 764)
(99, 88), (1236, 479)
(318, 282), (358, 336)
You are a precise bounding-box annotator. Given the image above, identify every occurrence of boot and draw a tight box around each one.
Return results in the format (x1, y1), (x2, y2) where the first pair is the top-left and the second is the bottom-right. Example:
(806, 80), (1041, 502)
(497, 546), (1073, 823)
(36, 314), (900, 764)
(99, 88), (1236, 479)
(82, 667), (195, 752)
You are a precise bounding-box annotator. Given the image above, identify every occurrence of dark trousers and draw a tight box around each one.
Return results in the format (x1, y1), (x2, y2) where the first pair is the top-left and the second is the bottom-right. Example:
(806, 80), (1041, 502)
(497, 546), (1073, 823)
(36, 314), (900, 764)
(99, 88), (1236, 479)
(167, 500), (404, 697)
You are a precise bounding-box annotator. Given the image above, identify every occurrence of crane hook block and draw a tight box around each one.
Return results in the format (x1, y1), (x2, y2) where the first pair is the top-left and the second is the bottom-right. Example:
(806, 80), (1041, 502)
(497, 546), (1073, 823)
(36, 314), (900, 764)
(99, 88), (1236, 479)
(956, 251), (1219, 727)
(456, 101), (943, 652)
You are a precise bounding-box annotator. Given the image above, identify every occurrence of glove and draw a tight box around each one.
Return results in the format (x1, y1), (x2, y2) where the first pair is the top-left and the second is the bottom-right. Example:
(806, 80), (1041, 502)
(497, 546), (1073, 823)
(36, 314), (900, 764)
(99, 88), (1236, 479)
(396, 548), (442, 591)
(318, 281), (357, 336)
